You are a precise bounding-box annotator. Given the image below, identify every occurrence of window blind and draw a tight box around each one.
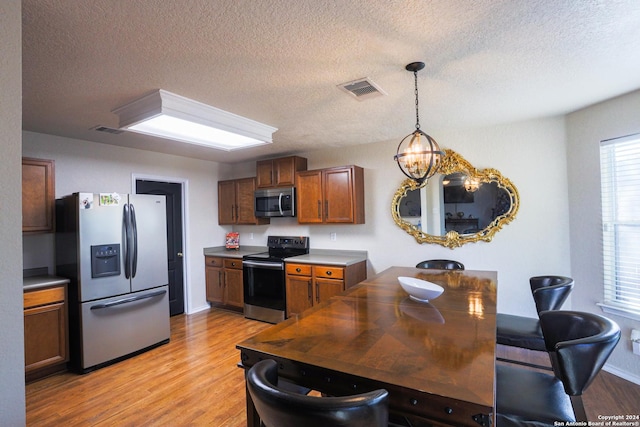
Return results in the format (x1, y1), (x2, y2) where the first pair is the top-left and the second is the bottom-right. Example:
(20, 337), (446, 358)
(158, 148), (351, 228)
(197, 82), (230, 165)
(600, 134), (640, 314)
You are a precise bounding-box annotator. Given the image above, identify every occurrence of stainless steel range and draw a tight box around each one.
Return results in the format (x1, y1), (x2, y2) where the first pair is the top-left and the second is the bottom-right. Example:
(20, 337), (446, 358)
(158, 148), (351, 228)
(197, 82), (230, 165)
(243, 236), (309, 323)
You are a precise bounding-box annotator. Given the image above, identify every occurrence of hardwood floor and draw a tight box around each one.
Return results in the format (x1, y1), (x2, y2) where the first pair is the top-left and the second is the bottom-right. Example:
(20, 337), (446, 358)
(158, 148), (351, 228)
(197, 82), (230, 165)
(26, 309), (640, 426)
(26, 309), (270, 426)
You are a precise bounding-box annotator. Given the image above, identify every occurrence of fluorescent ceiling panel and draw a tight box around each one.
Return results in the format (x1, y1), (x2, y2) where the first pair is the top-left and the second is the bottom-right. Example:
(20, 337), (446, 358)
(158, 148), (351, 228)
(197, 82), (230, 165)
(112, 89), (277, 151)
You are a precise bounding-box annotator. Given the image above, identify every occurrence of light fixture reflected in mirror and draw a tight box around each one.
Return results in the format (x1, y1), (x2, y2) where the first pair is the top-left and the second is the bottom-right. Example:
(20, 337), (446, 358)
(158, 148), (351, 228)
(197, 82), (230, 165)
(394, 62), (444, 185)
(464, 176), (480, 192)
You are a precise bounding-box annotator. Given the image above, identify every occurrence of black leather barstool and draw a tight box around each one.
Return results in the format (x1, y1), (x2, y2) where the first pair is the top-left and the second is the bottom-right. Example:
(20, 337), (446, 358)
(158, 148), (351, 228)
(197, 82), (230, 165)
(496, 310), (620, 425)
(496, 275), (573, 368)
(246, 359), (389, 427)
(415, 259), (464, 270)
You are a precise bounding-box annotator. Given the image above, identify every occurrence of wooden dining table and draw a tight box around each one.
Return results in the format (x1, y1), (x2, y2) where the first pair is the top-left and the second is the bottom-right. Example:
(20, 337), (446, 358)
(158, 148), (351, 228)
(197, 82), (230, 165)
(237, 266), (498, 427)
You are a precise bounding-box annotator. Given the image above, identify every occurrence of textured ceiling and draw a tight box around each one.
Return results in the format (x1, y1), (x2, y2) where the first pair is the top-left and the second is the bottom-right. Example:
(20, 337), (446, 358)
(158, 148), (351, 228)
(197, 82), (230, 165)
(22, 0), (640, 164)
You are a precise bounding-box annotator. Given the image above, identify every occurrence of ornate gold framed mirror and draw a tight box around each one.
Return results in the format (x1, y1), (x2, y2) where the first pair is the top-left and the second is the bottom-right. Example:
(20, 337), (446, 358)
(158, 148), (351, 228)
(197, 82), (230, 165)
(391, 149), (519, 248)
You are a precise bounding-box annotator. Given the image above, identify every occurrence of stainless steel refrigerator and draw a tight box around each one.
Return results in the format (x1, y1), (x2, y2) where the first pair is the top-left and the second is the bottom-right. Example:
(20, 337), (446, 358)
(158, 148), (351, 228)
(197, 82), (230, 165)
(56, 192), (170, 372)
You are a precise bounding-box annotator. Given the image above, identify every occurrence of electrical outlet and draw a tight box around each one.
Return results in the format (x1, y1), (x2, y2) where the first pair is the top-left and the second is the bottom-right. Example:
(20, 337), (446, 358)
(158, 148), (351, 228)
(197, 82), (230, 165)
(330, 232), (337, 241)
(249, 233), (254, 240)
(632, 329), (640, 356)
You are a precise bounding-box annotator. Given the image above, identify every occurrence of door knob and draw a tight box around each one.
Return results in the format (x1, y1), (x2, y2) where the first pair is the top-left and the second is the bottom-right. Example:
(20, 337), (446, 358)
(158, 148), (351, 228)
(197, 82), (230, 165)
(177, 252), (183, 257)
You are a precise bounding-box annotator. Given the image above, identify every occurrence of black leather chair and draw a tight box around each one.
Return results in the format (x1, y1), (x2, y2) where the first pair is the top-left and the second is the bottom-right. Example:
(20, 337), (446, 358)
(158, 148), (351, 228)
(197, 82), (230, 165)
(496, 276), (573, 365)
(246, 359), (389, 427)
(496, 310), (620, 425)
(415, 259), (464, 270)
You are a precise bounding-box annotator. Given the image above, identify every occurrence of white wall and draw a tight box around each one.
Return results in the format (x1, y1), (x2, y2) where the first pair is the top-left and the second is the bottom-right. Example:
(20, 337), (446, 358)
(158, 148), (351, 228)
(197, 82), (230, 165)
(24, 115), (570, 323)
(0, 0), (26, 424)
(22, 131), (226, 314)
(234, 116), (571, 318)
(567, 88), (640, 382)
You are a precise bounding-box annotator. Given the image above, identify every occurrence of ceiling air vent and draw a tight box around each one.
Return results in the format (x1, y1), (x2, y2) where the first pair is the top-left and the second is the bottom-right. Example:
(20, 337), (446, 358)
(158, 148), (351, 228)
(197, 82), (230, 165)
(338, 77), (386, 101)
(91, 125), (125, 135)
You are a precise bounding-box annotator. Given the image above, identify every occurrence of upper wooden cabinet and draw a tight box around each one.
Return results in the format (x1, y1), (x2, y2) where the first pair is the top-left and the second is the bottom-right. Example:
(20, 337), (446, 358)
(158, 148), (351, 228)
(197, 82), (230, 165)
(218, 177), (269, 225)
(296, 165), (365, 224)
(256, 156), (307, 188)
(22, 157), (55, 234)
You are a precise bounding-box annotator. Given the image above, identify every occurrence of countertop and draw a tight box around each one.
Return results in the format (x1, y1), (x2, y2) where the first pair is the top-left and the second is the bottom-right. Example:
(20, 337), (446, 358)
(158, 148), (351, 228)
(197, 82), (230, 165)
(203, 246), (266, 258)
(23, 275), (70, 291)
(288, 249), (367, 266)
(203, 246), (367, 266)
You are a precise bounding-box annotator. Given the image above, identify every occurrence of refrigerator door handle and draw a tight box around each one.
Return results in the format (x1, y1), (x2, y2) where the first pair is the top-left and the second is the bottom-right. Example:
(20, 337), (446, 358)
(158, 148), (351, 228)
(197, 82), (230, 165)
(130, 203), (138, 278)
(89, 289), (167, 310)
(123, 203), (131, 279)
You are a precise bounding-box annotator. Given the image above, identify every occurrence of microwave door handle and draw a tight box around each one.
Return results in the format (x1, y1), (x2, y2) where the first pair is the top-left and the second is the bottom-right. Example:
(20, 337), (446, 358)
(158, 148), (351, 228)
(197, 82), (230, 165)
(278, 193), (284, 216)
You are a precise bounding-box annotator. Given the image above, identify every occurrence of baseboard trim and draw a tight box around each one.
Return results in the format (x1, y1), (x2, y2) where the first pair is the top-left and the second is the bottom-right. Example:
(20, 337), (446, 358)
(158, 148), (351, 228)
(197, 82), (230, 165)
(187, 304), (211, 315)
(603, 363), (640, 386)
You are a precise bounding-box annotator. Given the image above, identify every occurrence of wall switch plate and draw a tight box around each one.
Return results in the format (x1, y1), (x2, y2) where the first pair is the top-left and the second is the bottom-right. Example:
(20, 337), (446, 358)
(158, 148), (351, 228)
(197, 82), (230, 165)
(249, 233), (254, 240)
(330, 232), (337, 241)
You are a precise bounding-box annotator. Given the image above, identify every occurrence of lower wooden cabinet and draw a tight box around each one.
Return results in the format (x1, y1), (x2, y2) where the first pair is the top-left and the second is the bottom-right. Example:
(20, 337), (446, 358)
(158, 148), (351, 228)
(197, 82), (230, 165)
(285, 261), (366, 318)
(205, 256), (244, 310)
(24, 284), (68, 381)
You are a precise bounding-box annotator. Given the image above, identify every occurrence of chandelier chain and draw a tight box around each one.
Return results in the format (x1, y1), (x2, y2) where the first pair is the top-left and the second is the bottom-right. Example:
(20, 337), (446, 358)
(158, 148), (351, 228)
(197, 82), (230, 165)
(414, 71), (420, 130)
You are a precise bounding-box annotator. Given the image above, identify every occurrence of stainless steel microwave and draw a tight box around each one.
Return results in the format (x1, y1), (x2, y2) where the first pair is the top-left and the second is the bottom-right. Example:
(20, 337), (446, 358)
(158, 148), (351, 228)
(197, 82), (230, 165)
(254, 187), (296, 217)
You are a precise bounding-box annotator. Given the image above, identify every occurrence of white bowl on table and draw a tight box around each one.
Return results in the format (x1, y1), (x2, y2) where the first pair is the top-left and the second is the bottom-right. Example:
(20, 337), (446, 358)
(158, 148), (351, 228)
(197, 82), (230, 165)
(398, 276), (444, 303)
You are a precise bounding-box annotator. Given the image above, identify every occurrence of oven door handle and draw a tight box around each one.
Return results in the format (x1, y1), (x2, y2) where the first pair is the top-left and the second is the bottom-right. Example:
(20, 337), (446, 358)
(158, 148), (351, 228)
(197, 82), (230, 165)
(243, 260), (284, 270)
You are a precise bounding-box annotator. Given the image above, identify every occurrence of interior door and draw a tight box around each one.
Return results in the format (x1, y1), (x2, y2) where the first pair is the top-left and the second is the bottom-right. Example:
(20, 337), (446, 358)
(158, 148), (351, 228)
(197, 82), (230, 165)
(136, 180), (185, 316)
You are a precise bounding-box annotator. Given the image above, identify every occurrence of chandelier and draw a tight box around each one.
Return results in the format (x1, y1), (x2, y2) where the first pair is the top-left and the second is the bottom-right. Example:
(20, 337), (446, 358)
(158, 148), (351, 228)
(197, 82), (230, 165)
(394, 62), (444, 185)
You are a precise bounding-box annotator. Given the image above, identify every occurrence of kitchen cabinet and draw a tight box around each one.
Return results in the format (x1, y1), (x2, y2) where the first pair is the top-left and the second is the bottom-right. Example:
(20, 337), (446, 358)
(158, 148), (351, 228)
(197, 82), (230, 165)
(22, 157), (55, 234)
(205, 256), (244, 310)
(296, 165), (365, 224)
(256, 156), (307, 188)
(285, 260), (366, 318)
(218, 177), (269, 225)
(205, 256), (224, 304)
(223, 258), (244, 308)
(24, 283), (68, 381)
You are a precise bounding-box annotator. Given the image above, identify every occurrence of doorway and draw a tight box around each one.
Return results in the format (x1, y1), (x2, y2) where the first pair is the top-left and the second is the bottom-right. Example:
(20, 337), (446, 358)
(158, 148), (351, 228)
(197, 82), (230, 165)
(136, 179), (185, 316)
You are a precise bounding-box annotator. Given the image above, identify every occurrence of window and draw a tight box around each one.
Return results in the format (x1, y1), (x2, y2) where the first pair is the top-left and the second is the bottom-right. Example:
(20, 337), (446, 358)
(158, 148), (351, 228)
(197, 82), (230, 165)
(600, 133), (640, 318)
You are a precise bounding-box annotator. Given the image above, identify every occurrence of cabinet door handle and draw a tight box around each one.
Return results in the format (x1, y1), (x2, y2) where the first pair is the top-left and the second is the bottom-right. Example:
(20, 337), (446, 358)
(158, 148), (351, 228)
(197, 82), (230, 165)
(317, 201), (321, 219)
(308, 280), (312, 302)
(325, 200), (328, 218)
(316, 283), (320, 303)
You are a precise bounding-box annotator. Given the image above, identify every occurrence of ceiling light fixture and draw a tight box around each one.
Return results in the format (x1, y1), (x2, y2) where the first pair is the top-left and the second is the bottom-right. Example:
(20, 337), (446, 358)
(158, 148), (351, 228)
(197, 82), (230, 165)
(112, 89), (277, 151)
(394, 62), (444, 184)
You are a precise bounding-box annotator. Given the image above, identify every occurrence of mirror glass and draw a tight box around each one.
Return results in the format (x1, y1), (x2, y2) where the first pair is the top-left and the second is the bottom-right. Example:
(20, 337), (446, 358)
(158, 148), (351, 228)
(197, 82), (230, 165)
(392, 149), (519, 248)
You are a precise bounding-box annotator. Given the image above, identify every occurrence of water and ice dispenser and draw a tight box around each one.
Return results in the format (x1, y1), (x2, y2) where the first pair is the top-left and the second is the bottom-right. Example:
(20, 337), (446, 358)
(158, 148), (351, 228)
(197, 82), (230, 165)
(90, 244), (121, 278)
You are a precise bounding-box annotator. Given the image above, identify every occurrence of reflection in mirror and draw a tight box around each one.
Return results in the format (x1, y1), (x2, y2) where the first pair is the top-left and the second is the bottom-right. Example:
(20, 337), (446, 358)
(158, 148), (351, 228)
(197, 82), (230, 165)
(392, 149), (519, 248)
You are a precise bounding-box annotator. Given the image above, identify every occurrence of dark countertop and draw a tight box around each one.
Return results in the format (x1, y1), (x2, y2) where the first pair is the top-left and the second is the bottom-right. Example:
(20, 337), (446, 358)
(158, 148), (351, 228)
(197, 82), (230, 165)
(202, 246), (367, 267)
(288, 249), (368, 266)
(203, 246), (266, 258)
(23, 275), (70, 291)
